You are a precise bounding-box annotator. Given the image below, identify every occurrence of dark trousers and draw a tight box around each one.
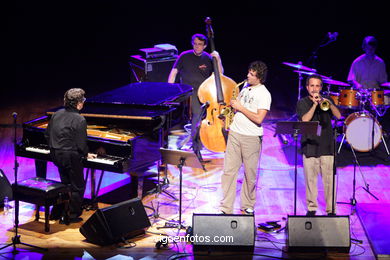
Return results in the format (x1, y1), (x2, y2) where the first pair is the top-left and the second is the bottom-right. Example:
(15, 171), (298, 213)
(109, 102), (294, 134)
(191, 96), (204, 158)
(51, 150), (86, 218)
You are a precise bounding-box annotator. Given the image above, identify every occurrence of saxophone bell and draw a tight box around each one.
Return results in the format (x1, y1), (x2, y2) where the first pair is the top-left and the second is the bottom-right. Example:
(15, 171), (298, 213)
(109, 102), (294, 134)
(219, 80), (244, 130)
(220, 106), (232, 116)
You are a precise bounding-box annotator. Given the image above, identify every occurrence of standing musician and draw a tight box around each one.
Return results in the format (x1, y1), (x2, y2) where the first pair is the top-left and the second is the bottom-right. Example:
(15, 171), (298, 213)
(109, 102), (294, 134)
(45, 88), (96, 223)
(347, 36), (388, 90)
(220, 61), (271, 215)
(296, 75), (341, 216)
(168, 33), (223, 162)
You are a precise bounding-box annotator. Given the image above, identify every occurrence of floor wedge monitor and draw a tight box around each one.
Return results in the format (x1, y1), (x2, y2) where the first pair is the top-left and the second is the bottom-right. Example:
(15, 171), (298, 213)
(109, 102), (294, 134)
(80, 198), (151, 246)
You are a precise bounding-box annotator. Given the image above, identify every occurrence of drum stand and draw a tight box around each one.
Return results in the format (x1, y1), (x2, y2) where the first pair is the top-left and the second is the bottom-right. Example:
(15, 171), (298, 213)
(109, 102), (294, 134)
(369, 101), (390, 159)
(338, 128), (380, 214)
(288, 68), (305, 122)
(338, 145), (379, 214)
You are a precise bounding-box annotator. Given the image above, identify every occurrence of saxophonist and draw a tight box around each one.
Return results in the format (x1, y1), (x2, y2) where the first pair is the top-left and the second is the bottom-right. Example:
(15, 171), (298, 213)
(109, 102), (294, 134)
(220, 61), (271, 215)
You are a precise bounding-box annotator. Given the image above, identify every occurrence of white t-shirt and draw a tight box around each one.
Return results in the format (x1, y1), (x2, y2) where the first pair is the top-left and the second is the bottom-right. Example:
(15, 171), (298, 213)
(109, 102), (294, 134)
(229, 83), (271, 136)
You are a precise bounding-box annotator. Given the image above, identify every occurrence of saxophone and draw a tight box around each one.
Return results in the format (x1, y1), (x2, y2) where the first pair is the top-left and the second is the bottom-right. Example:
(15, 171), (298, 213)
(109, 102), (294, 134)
(220, 80), (246, 130)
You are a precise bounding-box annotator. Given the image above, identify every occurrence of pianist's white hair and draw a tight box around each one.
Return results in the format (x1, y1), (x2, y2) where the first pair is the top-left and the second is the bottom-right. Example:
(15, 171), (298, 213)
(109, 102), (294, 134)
(64, 88), (86, 108)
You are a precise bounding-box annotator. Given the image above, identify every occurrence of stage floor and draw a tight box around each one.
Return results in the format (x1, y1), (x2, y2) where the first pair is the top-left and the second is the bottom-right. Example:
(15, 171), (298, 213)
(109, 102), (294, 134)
(1, 99), (390, 259)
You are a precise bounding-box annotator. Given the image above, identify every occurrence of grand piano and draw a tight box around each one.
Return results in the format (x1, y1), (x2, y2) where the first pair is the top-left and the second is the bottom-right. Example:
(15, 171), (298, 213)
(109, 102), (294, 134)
(16, 82), (192, 201)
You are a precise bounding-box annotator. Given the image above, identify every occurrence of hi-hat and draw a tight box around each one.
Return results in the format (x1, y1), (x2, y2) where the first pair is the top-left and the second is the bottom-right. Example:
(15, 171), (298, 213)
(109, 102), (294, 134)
(282, 62), (316, 72)
(322, 78), (350, 86)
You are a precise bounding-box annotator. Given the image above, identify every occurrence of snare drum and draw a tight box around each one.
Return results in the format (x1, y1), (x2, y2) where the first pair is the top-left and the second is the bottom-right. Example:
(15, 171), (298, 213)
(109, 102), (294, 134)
(369, 89), (385, 106)
(339, 89), (359, 109)
(344, 112), (382, 152)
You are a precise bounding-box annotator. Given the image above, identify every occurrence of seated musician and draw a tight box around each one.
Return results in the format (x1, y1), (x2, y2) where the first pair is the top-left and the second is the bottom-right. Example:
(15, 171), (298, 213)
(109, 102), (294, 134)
(347, 36), (388, 90)
(44, 88), (96, 223)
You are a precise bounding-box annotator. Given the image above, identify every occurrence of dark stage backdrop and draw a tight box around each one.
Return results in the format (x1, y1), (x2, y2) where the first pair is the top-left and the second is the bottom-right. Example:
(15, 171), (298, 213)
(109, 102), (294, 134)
(5, 1), (390, 117)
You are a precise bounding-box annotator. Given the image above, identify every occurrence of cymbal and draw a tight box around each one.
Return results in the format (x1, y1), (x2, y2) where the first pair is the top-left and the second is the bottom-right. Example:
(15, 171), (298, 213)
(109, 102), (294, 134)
(282, 62), (316, 72)
(381, 82), (390, 88)
(322, 78), (350, 87)
(292, 70), (330, 79)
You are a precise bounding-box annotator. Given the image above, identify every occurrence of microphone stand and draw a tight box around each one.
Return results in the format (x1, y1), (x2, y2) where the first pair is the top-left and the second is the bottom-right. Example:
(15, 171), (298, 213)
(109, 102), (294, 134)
(307, 33), (337, 70)
(0, 113), (47, 252)
(331, 125), (337, 215)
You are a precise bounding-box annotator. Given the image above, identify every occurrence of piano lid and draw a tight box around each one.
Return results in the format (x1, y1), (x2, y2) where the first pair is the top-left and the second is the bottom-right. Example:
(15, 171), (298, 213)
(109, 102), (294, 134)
(86, 82), (192, 106)
(47, 82), (192, 120)
(47, 103), (176, 120)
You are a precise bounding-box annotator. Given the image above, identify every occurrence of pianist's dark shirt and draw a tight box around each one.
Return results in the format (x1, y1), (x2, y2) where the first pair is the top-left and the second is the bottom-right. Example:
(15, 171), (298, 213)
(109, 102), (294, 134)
(45, 107), (88, 156)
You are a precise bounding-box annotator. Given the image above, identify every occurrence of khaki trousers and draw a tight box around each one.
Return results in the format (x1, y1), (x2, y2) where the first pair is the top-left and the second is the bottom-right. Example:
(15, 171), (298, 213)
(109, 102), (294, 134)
(303, 155), (336, 214)
(220, 131), (262, 214)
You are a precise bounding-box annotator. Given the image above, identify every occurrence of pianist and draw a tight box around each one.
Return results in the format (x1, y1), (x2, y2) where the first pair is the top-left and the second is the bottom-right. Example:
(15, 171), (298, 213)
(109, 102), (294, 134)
(45, 88), (96, 223)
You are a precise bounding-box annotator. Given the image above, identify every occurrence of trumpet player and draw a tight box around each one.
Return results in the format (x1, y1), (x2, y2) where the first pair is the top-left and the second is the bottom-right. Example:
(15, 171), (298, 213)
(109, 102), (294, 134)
(296, 74), (341, 216)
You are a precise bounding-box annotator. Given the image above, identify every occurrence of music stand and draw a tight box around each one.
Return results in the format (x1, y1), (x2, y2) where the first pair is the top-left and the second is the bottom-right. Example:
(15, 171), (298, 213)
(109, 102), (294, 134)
(275, 121), (321, 215)
(158, 148), (203, 229)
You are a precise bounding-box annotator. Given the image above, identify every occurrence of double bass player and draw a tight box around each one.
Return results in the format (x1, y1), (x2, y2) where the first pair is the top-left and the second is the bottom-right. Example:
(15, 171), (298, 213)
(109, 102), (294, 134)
(168, 33), (223, 162)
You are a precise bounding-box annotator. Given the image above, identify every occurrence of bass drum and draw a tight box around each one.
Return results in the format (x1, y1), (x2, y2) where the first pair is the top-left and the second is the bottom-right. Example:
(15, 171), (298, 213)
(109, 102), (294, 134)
(344, 112), (382, 152)
(384, 90), (390, 106)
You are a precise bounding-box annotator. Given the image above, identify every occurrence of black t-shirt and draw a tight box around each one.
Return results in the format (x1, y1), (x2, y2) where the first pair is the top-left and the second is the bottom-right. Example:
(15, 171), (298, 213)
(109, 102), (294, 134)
(296, 96), (335, 157)
(45, 107), (89, 156)
(173, 50), (213, 92)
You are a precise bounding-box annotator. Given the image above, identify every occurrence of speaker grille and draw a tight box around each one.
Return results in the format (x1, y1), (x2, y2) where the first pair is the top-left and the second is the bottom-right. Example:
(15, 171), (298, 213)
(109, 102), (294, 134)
(192, 213), (255, 248)
(287, 215), (351, 252)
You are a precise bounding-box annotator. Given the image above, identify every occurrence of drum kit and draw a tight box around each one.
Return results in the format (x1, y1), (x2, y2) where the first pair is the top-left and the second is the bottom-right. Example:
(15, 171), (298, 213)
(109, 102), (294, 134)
(283, 61), (390, 155)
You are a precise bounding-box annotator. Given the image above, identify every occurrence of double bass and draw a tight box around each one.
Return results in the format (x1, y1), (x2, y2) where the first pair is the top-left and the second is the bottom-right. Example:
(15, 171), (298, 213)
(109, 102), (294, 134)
(197, 17), (238, 153)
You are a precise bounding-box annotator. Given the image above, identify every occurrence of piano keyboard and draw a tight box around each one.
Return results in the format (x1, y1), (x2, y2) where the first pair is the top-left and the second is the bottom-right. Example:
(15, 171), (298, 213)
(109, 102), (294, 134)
(87, 156), (119, 165)
(26, 146), (50, 154)
(21, 143), (127, 172)
(25, 146), (121, 166)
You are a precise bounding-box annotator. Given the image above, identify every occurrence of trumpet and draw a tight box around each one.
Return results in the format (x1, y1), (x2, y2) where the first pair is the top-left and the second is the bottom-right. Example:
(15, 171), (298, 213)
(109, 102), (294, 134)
(315, 95), (331, 111)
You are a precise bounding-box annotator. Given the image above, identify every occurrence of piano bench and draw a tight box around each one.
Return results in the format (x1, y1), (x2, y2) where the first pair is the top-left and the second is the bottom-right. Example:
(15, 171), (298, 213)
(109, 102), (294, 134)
(12, 177), (70, 232)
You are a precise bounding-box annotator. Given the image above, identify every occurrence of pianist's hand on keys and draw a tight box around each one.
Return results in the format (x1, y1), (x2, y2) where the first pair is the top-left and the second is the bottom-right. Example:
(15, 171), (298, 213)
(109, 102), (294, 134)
(88, 153), (98, 159)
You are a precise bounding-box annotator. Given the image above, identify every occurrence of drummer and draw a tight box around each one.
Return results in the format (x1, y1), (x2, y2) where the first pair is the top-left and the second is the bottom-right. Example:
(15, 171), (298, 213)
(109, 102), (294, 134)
(347, 36), (388, 90)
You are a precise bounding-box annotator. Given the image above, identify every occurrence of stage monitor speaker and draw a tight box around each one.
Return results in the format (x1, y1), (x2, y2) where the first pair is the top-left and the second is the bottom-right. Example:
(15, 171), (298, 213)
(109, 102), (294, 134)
(287, 215), (351, 252)
(129, 55), (176, 83)
(79, 198), (151, 246)
(0, 169), (13, 207)
(192, 213), (255, 250)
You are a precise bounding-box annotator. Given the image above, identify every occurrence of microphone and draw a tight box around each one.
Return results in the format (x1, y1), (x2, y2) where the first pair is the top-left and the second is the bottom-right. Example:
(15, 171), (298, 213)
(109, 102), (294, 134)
(12, 112), (17, 119)
(328, 32), (338, 41)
